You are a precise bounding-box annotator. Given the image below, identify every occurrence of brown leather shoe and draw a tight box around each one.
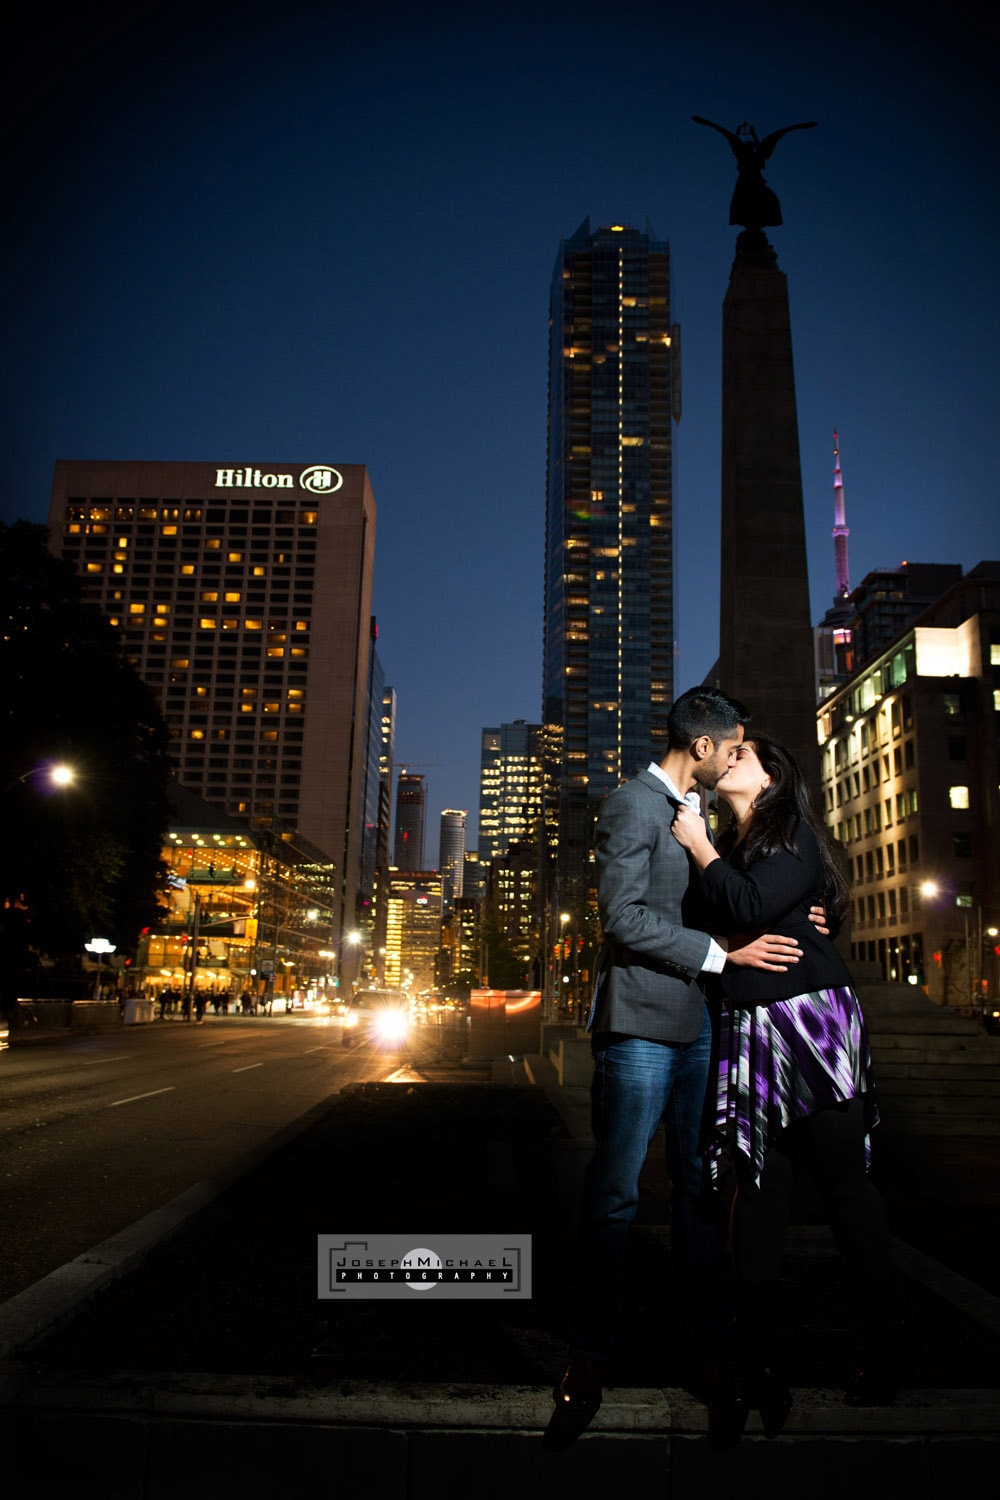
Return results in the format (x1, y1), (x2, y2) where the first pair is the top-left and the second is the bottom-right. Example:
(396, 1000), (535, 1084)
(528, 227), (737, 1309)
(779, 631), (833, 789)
(554, 1356), (603, 1413)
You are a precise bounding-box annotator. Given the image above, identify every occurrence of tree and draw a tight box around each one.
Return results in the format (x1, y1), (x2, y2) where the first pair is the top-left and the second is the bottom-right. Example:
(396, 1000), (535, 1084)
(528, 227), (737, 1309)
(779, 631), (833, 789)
(0, 521), (172, 1010)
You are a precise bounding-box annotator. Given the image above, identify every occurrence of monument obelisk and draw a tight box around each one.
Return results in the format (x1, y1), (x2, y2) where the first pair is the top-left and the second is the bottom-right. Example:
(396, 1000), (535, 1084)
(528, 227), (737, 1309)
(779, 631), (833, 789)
(694, 118), (820, 790)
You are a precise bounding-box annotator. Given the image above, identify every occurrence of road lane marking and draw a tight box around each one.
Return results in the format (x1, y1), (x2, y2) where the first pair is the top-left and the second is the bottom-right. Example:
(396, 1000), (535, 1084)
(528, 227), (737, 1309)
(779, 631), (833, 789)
(233, 1063), (263, 1073)
(303, 1046), (327, 1053)
(107, 1087), (176, 1108)
(83, 1056), (128, 1065)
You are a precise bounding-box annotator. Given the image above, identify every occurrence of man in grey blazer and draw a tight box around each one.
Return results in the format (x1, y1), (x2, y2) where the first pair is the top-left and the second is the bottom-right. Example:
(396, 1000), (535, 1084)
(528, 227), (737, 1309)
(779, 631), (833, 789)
(558, 688), (805, 1414)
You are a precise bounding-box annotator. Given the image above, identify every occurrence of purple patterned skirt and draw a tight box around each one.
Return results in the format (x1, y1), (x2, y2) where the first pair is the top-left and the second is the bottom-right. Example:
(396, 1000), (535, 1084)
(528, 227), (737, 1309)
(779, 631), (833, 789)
(709, 985), (880, 1188)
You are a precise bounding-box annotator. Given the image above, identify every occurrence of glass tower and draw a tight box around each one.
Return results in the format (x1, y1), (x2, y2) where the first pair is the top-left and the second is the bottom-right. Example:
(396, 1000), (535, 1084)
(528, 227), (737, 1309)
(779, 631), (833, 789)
(542, 219), (679, 913)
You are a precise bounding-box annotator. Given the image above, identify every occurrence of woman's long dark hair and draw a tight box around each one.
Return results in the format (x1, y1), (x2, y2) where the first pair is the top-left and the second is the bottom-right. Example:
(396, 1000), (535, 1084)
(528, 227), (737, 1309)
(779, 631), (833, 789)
(719, 732), (849, 926)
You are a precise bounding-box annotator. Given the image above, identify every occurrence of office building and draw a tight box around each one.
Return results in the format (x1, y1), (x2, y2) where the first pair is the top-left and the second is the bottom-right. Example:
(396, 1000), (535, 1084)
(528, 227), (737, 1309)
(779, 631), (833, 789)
(542, 219), (679, 916)
(394, 771), (426, 870)
(384, 870), (442, 992)
(818, 562), (1000, 1009)
(477, 722), (544, 866)
(48, 459), (376, 957)
(439, 809), (467, 915)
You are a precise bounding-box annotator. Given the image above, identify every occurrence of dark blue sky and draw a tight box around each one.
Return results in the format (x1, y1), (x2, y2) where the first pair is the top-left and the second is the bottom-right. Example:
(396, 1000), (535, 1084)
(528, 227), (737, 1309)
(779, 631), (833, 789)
(3, 0), (997, 861)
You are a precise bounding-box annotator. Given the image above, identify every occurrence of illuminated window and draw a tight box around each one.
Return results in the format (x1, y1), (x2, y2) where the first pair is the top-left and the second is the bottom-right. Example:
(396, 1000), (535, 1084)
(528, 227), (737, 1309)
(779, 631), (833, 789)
(117, 537), (129, 548)
(224, 591), (241, 603)
(266, 647), (285, 658)
(252, 566), (265, 576)
(170, 658), (189, 669)
(194, 686), (208, 697)
(181, 565), (196, 575)
(262, 730), (279, 742)
(294, 621), (309, 632)
(205, 538), (221, 550)
(190, 730), (205, 740)
(129, 602), (145, 614)
(85, 563), (103, 573)
(949, 786), (970, 810)
(112, 564), (125, 574)
(199, 618), (217, 630)
(152, 616), (168, 627)
(201, 591), (218, 603)
(992, 645), (1000, 666)
(300, 511), (318, 525)
(161, 525), (178, 536)
(244, 619), (262, 631)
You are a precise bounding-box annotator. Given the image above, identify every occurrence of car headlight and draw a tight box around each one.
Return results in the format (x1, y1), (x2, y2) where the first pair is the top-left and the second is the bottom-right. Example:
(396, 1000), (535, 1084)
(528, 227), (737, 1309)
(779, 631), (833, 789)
(373, 1009), (409, 1044)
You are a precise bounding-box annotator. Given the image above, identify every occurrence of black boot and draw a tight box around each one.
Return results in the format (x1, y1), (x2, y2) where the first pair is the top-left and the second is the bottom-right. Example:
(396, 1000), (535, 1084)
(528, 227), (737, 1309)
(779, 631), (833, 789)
(844, 1275), (906, 1406)
(736, 1284), (792, 1439)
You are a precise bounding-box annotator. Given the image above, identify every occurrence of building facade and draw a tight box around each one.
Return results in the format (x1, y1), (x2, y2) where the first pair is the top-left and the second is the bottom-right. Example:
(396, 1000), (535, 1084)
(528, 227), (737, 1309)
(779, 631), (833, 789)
(48, 459), (376, 963)
(542, 219), (679, 923)
(818, 562), (1000, 1010)
(439, 809), (467, 916)
(394, 771), (426, 871)
(384, 870), (442, 993)
(142, 783), (336, 1008)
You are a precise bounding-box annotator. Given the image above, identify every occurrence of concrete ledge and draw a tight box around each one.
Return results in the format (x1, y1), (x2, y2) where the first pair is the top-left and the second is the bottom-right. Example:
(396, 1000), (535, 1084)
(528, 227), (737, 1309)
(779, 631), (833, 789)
(4, 1371), (1000, 1436)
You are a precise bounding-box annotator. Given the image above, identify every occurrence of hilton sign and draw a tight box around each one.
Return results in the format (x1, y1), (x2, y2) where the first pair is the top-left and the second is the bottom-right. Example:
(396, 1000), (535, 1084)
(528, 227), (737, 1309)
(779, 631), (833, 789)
(214, 464), (343, 495)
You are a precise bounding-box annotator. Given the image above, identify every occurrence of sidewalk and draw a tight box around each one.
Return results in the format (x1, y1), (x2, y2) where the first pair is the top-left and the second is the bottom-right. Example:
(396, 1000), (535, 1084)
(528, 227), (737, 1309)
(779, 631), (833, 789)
(1, 1053), (999, 1498)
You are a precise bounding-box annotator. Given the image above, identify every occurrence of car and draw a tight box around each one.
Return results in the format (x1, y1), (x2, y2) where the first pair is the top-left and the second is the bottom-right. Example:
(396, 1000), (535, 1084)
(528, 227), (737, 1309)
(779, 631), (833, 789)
(342, 989), (411, 1048)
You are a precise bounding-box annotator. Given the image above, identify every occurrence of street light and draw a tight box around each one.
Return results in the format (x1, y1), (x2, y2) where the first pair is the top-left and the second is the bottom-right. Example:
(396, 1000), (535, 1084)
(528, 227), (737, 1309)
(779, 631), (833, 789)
(84, 937), (117, 1000)
(5, 761), (77, 794)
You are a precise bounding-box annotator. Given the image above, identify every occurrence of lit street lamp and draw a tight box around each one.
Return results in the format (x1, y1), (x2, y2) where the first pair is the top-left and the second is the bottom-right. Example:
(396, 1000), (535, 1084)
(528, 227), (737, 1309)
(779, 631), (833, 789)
(5, 761), (77, 795)
(84, 937), (117, 1000)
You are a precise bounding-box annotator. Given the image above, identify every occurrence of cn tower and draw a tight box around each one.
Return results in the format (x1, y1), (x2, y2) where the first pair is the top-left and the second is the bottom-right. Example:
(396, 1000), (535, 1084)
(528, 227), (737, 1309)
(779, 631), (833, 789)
(832, 428), (851, 600)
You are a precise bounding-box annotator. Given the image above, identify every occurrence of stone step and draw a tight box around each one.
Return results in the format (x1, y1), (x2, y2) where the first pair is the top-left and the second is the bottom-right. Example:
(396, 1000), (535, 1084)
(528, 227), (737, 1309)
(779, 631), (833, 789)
(876, 1079), (1000, 1105)
(874, 1060), (1000, 1083)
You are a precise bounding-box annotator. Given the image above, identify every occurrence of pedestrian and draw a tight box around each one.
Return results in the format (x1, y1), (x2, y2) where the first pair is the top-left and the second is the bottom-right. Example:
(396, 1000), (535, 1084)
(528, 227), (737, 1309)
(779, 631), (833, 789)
(557, 688), (810, 1428)
(671, 731), (899, 1433)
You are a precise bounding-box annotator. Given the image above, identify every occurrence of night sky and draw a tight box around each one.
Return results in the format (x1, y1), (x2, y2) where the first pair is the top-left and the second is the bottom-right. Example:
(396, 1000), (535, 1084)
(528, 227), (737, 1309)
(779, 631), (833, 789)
(3, 0), (996, 863)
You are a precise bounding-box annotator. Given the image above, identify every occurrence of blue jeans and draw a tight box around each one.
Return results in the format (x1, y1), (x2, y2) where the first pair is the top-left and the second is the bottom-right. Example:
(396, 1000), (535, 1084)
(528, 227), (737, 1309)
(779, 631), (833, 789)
(568, 1009), (729, 1365)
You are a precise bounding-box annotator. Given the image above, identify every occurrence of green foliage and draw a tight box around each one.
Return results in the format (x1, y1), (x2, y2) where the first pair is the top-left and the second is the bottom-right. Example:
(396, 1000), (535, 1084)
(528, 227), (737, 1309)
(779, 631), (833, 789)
(0, 520), (172, 999)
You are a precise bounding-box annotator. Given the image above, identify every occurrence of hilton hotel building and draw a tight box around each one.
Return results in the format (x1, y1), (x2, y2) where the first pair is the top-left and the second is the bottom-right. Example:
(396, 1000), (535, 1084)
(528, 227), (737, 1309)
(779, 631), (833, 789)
(48, 459), (376, 945)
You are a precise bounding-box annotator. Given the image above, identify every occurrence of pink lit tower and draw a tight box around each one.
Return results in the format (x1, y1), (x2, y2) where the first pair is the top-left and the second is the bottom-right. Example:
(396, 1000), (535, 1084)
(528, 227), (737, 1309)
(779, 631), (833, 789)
(815, 430), (856, 697)
(832, 427), (851, 600)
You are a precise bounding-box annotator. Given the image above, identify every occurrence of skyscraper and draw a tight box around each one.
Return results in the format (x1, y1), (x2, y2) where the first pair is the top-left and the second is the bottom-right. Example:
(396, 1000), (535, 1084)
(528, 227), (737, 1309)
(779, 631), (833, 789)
(48, 458), (376, 953)
(439, 809), (467, 915)
(393, 771), (426, 870)
(477, 721), (544, 866)
(542, 219), (680, 913)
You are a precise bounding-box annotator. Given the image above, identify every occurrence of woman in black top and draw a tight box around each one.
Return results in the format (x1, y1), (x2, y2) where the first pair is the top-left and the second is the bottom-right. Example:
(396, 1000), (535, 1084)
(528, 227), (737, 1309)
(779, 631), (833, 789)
(672, 733), (900, 1431)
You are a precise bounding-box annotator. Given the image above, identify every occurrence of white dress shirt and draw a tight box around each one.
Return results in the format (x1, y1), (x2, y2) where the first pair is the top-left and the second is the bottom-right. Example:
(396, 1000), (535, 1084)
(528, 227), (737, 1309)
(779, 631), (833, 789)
(646, 761), (727, 973)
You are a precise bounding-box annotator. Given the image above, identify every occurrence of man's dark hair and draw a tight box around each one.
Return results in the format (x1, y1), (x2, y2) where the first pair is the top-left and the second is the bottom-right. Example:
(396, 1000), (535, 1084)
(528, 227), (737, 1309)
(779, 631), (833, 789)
(667, 687), (751, 749)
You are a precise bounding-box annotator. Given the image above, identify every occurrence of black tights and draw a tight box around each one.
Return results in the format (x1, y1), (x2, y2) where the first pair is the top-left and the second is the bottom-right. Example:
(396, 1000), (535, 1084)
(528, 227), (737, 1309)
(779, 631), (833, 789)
(732, 1096), (892, 1287)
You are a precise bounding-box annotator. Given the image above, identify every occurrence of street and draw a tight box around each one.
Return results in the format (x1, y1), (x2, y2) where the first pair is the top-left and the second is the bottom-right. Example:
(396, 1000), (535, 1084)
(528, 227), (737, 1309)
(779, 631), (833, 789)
(0, 1013), (448, 1304)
